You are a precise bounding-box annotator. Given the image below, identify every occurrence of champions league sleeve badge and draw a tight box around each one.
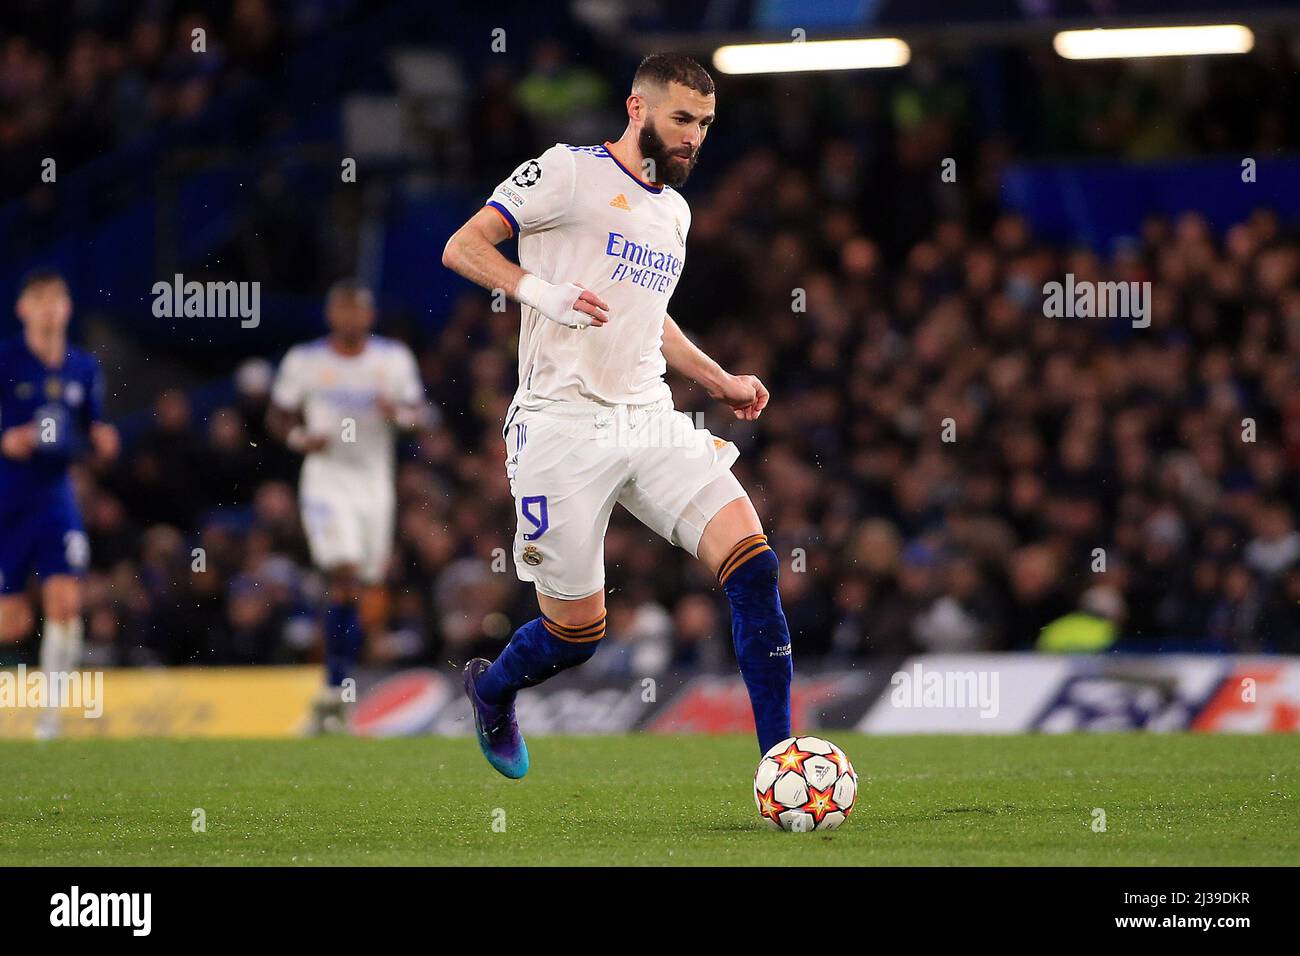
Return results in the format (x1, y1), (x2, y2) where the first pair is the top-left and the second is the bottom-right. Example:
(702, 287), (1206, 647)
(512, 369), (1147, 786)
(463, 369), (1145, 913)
(512, 160), (543, 188)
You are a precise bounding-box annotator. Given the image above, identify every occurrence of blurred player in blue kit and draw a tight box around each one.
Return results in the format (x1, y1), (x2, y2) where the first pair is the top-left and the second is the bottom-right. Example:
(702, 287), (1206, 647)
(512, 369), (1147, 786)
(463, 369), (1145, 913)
(0, 271), (119, 737)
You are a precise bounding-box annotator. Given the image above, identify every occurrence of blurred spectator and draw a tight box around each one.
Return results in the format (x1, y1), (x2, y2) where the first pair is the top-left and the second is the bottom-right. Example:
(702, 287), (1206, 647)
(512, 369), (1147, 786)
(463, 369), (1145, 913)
(515, 40), (610, 145)
(1037, 585), (1126, 654)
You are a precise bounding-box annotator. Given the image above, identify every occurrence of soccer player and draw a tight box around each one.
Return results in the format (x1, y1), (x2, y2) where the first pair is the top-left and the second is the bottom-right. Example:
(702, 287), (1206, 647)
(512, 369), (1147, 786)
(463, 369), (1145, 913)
(0, 270), (119, 737)
(268, 279), (430, 733)
(442, 53), (793, 778)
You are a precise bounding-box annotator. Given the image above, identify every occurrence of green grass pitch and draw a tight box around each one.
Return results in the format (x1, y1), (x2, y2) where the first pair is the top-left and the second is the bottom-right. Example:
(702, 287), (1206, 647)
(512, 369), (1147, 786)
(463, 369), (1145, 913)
(1, 734), (1295, 866)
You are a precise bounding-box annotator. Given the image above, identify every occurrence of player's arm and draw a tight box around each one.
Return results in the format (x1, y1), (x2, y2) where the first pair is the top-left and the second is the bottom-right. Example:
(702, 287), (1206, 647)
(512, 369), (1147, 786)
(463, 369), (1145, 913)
(0, 378), (37, 460)
(661, 314), (768, 421)
(266, 404), (328, 454)
(441, 209), (608, 328)
(0, 421), (38, 460)
(377, 346), (436, 433)
(441, 207), (523, 299)
(376, 398), (434, 432)
(441, 146), (607, 328)
(266, 349), (329, 454)
(0, 353), (38, 459)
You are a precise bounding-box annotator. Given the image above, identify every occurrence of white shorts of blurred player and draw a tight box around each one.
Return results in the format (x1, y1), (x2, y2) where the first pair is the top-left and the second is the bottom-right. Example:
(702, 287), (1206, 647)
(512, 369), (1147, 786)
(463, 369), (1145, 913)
(299, 479), (395, 584)
(504, 397), (746, 600)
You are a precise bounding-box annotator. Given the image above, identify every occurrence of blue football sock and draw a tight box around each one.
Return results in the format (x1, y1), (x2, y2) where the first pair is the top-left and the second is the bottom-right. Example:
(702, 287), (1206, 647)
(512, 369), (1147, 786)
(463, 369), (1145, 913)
(475, 612), (606, 705)
(323, 600), (363, 687)
(720, 534), (793, 753)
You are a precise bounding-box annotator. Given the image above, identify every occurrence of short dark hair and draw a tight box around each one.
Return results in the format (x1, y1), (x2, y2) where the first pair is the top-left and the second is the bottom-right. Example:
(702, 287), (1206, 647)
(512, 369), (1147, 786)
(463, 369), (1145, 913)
(633, 53), (715, 97)
(20, 268), (69, 295)
(326, 277), (373, 301)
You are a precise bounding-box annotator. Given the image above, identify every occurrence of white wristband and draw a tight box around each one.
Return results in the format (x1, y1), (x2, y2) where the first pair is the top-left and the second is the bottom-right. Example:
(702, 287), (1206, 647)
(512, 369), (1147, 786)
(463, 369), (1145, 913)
(391, 403), (431, 431)
(515, 273), (591, 328)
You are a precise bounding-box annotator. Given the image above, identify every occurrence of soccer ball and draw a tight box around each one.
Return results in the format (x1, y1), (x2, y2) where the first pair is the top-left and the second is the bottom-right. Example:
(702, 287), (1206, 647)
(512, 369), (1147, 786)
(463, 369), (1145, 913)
(754, 735), (857, 831)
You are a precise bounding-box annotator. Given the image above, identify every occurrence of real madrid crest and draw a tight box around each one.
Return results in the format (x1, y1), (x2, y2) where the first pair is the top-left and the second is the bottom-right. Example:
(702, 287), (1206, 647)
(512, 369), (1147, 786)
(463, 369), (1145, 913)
(522, 545), (543, 566)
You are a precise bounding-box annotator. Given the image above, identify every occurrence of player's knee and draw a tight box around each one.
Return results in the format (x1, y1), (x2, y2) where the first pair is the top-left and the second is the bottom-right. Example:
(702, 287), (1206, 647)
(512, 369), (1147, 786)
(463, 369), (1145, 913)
(537, 589), (605, 627)
(684, 474), (749, 562)
(46, 605), (81, 626)
(42, 579), (81, 622)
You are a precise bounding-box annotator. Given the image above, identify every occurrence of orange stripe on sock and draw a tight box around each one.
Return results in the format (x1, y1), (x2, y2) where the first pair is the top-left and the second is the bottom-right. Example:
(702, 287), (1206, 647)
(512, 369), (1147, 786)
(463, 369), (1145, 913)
(719, 542), (772, 586)
(543, 611), (608, 642)
(718, 534), (764, 570)
(717, 534), (768, 584)
(544, 611), (607, 633)
(544, 620), (607, 643)
(718, 538), (766, 583)
(543, 619), (605, 638)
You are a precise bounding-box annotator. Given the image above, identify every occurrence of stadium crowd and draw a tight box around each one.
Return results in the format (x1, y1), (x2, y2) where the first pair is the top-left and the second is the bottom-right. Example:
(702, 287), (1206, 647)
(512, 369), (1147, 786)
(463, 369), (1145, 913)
(3, 5), (1300, 670)
(0, 0), (343, 203)
(35, 192), (1300, 671)
(3, 1), (1297, 207)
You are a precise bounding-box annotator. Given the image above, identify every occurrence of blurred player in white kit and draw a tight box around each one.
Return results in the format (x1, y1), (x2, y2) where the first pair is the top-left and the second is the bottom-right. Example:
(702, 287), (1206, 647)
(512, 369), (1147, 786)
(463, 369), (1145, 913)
(268, 279), (430, 733)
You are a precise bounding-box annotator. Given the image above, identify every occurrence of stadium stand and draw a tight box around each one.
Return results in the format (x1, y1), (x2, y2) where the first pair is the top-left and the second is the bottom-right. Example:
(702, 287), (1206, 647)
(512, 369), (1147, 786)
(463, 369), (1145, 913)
(2, 0), (1300, 674)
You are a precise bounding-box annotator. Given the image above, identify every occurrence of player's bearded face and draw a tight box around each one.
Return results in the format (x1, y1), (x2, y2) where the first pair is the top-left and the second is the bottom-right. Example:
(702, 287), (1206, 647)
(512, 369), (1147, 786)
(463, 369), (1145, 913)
(639, 118), (699, 187)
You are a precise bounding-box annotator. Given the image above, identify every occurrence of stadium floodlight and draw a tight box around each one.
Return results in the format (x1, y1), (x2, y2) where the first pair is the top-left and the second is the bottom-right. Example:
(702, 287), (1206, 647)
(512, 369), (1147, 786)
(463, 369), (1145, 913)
(713, 37), (910, 75)
(1053, 24), (1254, 60)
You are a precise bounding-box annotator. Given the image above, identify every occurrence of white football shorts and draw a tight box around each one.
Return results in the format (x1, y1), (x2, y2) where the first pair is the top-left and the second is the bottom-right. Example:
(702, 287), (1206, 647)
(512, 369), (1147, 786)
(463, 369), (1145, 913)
(299, 474), (395, 584)
(504, 398), (745, 600)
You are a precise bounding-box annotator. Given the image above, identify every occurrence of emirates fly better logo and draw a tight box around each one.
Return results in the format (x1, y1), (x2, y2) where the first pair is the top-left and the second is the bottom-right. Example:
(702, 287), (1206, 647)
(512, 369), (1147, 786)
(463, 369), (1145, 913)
(603, 231), (683, 293)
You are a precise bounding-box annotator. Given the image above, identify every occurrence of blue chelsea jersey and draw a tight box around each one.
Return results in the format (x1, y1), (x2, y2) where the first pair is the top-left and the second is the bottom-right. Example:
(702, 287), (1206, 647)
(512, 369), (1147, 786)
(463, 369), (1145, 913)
(0, 335), (106, 509)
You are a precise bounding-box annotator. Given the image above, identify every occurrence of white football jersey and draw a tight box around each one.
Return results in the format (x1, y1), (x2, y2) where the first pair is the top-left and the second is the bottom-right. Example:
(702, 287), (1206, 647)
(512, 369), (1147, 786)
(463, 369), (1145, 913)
(487, 143), (691, 412)
(271, 335), (424, 493)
